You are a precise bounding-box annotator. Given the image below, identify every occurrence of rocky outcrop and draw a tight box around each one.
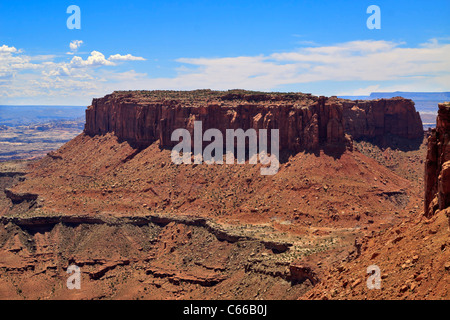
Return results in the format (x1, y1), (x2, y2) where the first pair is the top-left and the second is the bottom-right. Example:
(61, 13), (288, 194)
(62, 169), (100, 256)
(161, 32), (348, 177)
(289, 263), (320, 285)
(342, 97), (423, 140)
(4, 188), (38, 203)
(84, 90), (423, 152)
(145, 265), (227, 286)
(424, 102), (450, 217)
(0, 212), (293, 252)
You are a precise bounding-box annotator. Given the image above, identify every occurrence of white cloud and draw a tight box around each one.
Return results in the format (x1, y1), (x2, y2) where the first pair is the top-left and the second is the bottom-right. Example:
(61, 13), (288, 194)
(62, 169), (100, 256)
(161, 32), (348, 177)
(119, 39), (448, 93)
(69, 51), (146, 68)
(108, 53), (146, 61)
(43, 65), (71, 77)
(68, 40), (83, 54)
(0, 45), (39, 80)
(0, 45), (146, 104)
(70, 51), (116, 67)
(1, 39), (449, 105)
(338, 85), (381, 96)
(0, 45), (18, 53)
(267, 40), (450, 83)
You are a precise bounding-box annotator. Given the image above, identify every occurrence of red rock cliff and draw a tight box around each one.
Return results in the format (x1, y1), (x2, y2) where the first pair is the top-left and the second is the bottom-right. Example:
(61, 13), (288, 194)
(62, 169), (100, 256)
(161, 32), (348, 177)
(342, 97), (423, 140)
(424, 102), (450, 218)
(84, 90), (423, 151)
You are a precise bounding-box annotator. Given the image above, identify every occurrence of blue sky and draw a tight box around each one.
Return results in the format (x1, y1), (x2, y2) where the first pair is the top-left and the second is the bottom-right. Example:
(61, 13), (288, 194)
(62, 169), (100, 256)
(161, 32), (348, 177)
(0, 0), (449, 105)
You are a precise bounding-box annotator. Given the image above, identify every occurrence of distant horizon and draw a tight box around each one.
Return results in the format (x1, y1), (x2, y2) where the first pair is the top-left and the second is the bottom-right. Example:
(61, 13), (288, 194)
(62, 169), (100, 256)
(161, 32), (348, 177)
(1, 90), (450, 107)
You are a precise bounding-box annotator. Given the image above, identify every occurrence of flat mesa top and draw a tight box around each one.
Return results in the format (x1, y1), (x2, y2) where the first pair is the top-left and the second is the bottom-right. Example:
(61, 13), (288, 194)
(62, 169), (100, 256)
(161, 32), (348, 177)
(100, 89), (326, 107)
(92, 89), (410, 109)
(438, 101), (450, 110)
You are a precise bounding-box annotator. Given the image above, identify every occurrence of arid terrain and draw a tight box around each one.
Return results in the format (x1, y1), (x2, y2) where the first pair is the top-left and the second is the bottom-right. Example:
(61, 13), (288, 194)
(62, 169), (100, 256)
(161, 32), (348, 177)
(0, 90), (448, 300)
(0, 119), (84, 161)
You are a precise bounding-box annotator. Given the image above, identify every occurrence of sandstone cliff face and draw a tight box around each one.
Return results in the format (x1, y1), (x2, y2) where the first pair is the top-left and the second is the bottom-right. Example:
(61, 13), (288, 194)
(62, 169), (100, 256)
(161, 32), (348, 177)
(342, 97), (423, 140)
(424, 102), (450, 217)
(84, 90), (423, 152)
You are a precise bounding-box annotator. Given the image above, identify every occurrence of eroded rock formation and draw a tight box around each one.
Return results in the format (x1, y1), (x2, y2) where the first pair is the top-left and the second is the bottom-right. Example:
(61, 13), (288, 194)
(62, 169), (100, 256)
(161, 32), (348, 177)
(84, 90), (423, 152)
(342, 97), (423, 140)
(425, 102), (450, 217)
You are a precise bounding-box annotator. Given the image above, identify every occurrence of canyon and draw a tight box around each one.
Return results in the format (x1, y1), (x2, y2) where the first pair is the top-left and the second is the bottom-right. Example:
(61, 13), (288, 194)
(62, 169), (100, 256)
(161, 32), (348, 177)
(0, 90), (447, 300)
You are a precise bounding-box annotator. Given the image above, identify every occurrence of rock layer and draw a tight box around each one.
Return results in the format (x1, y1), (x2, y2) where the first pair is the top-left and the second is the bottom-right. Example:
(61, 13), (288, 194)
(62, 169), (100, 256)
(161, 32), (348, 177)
(424, 102), (450, 217)
(84, 90), (423, 152)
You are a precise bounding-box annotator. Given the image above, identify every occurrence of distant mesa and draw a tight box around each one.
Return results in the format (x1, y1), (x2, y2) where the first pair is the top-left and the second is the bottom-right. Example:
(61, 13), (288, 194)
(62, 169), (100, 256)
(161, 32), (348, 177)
(338, 92), (450, 129)
(368, 92), (450, 101)
(338, 91), (450, 101)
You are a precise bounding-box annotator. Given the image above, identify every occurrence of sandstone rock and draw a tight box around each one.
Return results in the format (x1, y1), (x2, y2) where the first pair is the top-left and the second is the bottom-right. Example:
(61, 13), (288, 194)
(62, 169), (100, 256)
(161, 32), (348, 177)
(145, 265), (226, 286)
(424, 102), (450, 217)
(400, 284), (409, 293)
(84, 91), (423, 153)
(351, 278), (362, 289)
(289, 263), (319, 285)
(342, 97), (423, 140)
(4, 188), (38, 203)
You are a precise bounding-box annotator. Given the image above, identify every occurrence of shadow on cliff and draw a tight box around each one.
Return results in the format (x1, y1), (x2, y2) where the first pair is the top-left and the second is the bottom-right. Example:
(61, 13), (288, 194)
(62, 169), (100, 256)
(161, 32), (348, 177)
(153, 142), (348, 165)
(305, 143), (347, 160)
(112, 133), (419, 166)
(354, 133), (424, 152)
